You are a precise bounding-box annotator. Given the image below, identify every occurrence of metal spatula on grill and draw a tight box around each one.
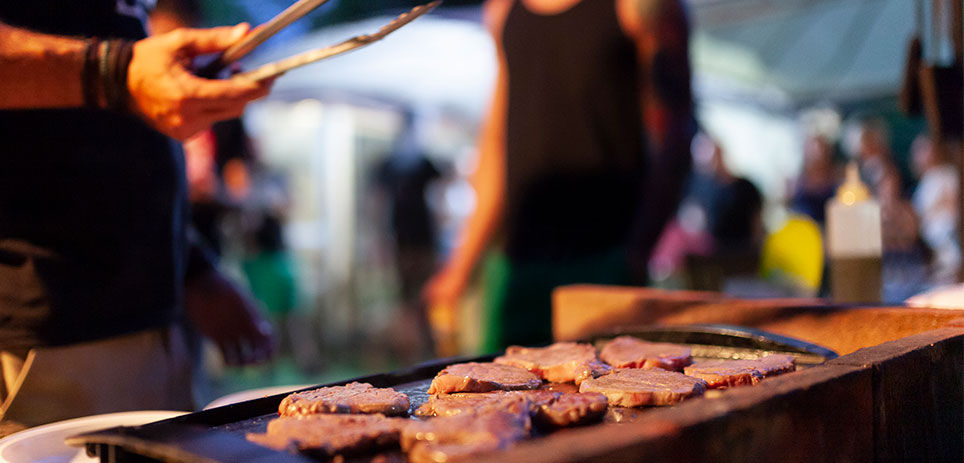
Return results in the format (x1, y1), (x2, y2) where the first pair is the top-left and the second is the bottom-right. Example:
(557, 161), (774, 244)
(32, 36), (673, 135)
(233, 1), (442, 82)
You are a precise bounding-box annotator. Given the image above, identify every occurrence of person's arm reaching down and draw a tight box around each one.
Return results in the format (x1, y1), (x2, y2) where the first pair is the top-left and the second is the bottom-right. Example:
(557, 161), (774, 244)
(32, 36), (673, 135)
(0, 22), (270, 140)
(619, 0), (696, 280)
(183, 227), (275, 366)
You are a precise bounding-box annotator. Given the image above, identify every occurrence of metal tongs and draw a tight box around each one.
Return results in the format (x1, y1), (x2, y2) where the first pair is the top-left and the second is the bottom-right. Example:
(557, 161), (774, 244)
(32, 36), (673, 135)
(200, 0), (441, 82)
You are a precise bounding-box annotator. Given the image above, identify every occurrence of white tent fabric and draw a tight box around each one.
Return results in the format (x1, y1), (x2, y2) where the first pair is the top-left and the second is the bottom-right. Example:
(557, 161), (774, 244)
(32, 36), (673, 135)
(691, 0), (915, 106)
(241, 13), (496, 115)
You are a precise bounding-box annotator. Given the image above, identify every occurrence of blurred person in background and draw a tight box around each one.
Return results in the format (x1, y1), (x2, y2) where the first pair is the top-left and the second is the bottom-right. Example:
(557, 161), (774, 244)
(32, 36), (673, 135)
(649, 132), (741, 289)
(372, 109), (441, 362)
(790, 134), (841, 226)
(657, 136), (763, 292)
(424, 0), (694, 352)
(849, 116), (899, 195)
(910, 133), (960, 285)
(711, 177), (764, 255)
(843, 116), (930, 301)
(0, 1), (273, 429)
(683, 132), (733, 233)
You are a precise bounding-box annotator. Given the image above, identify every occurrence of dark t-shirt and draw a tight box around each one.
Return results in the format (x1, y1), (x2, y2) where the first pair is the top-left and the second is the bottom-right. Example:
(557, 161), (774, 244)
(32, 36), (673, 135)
(0, 0), (191, 350)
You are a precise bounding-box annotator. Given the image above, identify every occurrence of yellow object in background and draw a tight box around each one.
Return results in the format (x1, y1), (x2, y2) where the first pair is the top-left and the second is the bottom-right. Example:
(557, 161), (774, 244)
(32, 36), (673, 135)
(760, 213), (824, 294)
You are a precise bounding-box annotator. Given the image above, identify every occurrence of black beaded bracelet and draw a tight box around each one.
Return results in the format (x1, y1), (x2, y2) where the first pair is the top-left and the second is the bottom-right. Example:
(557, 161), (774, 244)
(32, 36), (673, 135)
(81, 37), (101, 108)
(110, 40), (135, 112)
(98, 40), (113, 110)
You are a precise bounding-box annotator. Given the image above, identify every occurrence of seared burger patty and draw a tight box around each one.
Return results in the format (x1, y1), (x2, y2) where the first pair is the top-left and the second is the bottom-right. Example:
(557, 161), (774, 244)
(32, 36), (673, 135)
(579, 368), (707, 406)
(495, 342), (611, 385)
(427, 362), (543, 394)
(402, 409), (531, 463)
(684, 354), (796, 389)
(279, 382), (411, 417)
(599, 336), (692, 371)
(416, 389), (607, 429)
(246, 413), (407, 456)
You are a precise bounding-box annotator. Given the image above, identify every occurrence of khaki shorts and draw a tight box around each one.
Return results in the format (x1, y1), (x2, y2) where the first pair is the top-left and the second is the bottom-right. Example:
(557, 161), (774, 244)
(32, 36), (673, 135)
(0, 325), (195, 427)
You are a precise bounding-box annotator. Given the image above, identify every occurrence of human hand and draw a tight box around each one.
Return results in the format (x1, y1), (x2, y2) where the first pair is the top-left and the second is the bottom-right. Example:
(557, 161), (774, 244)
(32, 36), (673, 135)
(128, 24), (272, 141)
(421, 264), (470, 311)
(422, 264), (472, 355)
(184, 270), (276, 366)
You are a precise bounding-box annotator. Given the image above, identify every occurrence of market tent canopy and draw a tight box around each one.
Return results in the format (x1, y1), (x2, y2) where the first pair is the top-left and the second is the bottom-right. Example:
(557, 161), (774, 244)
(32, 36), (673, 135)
(240, 0), (917, 113)
(691, 0), (916, 107)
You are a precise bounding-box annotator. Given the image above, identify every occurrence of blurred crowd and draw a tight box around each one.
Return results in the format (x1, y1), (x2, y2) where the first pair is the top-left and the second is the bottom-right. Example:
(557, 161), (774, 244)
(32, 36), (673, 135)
(648, 114), (958, 302)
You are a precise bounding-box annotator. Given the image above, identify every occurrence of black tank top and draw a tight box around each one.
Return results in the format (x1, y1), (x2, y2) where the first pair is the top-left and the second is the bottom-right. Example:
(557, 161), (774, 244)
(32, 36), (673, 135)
(502, 0), (645, 260)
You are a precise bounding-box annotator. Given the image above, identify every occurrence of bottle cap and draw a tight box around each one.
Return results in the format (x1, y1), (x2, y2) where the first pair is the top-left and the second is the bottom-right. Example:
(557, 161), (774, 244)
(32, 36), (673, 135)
(835, 162), (870, 205)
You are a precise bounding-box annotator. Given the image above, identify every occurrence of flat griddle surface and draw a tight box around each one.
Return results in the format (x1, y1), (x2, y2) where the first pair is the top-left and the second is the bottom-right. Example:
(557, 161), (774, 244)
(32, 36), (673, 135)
(68, 324), (837, 462)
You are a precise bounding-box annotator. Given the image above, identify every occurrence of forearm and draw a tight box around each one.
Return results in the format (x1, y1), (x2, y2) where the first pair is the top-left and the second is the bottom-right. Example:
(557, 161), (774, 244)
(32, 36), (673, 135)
(0, 21), (271, 140)
(0, 22), (86, 108)
(443, 130), (505, 279)
(442, 60), (508, 279)
(445, 177), (503, 278)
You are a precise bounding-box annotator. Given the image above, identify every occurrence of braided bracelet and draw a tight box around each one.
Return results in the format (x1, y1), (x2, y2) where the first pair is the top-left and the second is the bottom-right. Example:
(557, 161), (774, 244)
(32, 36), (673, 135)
(97, 40), (113, 110)
(99, 39), (135, 112)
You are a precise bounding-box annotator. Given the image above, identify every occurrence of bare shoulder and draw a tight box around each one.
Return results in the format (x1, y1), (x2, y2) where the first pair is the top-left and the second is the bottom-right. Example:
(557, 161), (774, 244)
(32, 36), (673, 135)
(483, 0), (514, 38)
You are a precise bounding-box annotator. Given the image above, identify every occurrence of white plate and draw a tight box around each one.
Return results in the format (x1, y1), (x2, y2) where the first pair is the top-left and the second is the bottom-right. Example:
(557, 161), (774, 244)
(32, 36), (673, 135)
(0, 410), (187, 463)
(204, 384), (312, 410)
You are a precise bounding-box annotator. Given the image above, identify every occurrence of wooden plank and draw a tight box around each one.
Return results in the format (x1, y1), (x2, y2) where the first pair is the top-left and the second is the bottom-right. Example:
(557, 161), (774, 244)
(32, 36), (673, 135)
(475, 364), (872, 463)
(829, 328), (964, 461)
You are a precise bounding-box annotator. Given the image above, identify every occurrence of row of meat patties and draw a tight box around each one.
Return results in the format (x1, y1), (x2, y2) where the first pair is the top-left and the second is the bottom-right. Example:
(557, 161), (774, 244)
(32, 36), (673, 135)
(247, 337), (796, 462)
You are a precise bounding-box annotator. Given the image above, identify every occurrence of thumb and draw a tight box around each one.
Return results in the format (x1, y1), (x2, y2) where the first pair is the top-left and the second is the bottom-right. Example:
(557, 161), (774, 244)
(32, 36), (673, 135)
(172, 23), (250, 55)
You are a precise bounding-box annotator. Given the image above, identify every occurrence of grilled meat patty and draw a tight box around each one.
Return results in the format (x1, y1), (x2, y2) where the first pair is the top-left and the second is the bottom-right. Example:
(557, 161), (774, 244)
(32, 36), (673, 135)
(579, 368), (707, 407)
(416, 389), (607, 429)
(415, 391), (532, 418)
(278, 382), (411, 417)
(402, 409), (531, 463)
(426, 362), (543, 394)
(683, 354), (796, 389)
(599, 336), (693, 371)
(495, 342), (611, 385)
(246, 413), (407, 456)
(533, 391), (608, 429)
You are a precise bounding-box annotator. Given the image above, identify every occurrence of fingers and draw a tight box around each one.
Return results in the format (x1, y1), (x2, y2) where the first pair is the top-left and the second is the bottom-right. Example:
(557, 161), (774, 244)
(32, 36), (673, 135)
(218, 340), (242, 367)
(216, 335), (274, 366)
(169, 23), (251, 56)
(215, 319), (276, 367)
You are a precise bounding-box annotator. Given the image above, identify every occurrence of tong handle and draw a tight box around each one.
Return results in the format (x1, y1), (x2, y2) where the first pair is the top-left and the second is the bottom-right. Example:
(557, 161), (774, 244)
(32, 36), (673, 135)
(196, 0), (331, 79)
